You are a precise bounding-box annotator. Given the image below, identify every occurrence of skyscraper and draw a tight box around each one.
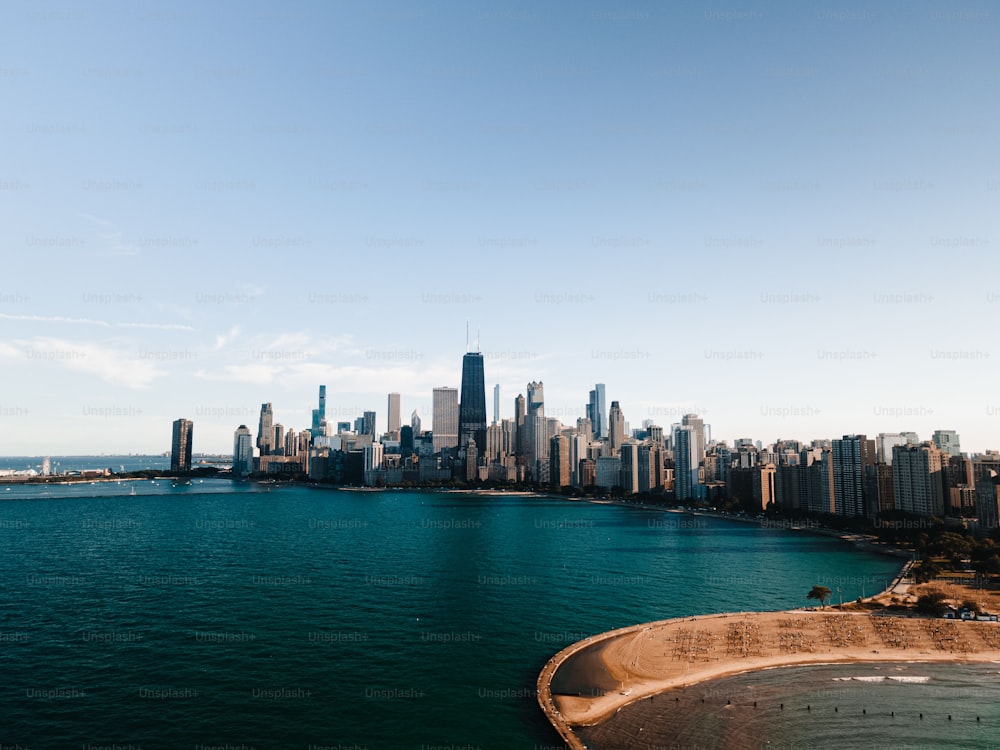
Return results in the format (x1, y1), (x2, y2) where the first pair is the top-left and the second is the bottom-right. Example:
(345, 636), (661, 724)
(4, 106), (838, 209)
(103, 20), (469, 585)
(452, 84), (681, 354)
(590, 383), (607, 439)
(893, 443), (945, 517)
(311, 386), (327, 439)
(681, 414), (706, 465)
(932, 429), (961, 457)
(550, 434), (571, 489)
(620, 441), (639, 494)
(387, 392), (401, 434)
(493, 383), (501, 425)
(608, 401), (625, 456)
(524, 381), (546, 476)
(674, 425), (695, 500)
(411, 409), (421, 434)
(513, 393), (525, 456)
(362, 411), (376, 437)
(832, 434), (877, 517)
(171, 418), (193, 472)
(257, 403), (274, 456)
(526, 381), (544, 418)
(432, 387), (459, 453)
(458, 351), (487, 453)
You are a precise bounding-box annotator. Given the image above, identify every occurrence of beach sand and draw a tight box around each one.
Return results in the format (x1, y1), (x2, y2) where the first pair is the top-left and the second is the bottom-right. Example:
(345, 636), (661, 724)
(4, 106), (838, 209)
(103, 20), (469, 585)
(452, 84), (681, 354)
(538, 609), (1000, 749)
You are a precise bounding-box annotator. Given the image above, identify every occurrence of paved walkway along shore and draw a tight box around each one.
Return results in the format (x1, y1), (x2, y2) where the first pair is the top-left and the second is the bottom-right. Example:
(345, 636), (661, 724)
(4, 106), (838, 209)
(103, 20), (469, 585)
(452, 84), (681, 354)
(537, 608), (1000, 749)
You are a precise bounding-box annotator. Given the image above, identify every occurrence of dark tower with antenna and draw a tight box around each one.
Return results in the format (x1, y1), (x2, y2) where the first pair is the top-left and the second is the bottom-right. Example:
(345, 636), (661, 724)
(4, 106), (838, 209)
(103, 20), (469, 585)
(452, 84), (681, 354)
(458, 330), (487, 457)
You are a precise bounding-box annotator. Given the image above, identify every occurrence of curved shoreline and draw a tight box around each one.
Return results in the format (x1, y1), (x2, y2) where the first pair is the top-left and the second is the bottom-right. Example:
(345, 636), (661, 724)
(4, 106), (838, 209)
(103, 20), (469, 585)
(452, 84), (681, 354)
(537, 608), (1000, 749)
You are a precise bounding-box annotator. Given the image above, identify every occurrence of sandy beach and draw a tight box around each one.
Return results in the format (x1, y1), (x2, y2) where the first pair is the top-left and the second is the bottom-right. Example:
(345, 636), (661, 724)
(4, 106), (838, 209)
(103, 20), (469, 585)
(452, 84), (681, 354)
(537, 608), (1000, 749)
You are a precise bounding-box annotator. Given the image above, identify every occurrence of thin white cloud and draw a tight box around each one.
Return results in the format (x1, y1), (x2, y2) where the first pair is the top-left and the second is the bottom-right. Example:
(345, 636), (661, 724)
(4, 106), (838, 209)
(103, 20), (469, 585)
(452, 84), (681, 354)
(214, 325), (242, 350)
(1, 336), (166, 389)
(118, 322), (195, 331)
(77, 211), (139, 256)
(0, 313), (193, 331)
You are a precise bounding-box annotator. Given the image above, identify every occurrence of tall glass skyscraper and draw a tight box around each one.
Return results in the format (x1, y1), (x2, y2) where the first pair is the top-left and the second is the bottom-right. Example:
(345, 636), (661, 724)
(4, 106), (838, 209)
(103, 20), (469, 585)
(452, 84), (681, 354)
(589, 383), (607, 440)
(257, 403), (274, 455)
(232, 425), (253, 477)
(458, 352), (487, 452)
(311, 385), (327, 439)
(171, 418), (193, 472)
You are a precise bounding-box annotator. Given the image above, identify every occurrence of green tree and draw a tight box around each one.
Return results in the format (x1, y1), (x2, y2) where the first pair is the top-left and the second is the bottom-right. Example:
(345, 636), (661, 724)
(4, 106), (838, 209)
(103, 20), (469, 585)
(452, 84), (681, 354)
(915, 589), (948, 616)
(915, 559), (943, 584)
(807, 585), (832, 609)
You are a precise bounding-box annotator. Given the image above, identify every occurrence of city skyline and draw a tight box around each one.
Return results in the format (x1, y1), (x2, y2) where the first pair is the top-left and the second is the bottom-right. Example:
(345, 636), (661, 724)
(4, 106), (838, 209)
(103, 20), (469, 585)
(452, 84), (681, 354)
(2, 1), (998, 455)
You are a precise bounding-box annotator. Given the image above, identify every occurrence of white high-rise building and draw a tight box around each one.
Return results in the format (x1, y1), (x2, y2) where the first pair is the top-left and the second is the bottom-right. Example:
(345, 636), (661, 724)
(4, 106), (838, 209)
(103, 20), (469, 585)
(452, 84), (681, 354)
(387, 393), (401, 435)
(432, 387), (459, 453)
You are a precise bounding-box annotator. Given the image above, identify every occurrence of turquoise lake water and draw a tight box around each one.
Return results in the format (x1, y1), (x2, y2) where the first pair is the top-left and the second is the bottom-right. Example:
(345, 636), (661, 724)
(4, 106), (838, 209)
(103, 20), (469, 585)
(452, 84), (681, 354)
(0, 479), (927, 748)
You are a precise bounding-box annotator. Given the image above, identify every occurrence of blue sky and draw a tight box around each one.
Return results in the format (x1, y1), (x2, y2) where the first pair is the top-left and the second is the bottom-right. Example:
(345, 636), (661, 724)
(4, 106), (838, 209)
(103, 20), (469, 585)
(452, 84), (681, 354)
(1, 0), (998, 455)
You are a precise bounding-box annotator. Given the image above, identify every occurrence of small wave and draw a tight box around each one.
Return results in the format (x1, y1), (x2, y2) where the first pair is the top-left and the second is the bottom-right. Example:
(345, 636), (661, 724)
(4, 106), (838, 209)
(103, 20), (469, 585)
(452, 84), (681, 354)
(832, 675), (931, 684)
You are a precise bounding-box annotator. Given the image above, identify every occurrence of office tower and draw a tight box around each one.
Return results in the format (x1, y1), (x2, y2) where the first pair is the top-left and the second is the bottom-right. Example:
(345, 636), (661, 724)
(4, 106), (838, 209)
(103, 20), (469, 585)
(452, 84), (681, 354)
(273, 423), (285, 455)
(485, 423), (503, 463)
(171, 418), (193, 472)
(458, 351), (487, 453)
(647, 424), (664, 446)
(673, 425), (693, 499)
(432, 387), (459, 453)
(638, 443), (663, 493)
(513, 394), (525, 455)
(285, 428), (297, 457)
(596, 456), (622, 489)
(550, 434), (571, 489)
(363, 441), (383, 471)
(257, 403), (274, 456)
(876, 433), (909, 464)
(527, 381), (544, 417)
(337, 421), (351, 434)
(523, 382), (545, 476)
(464, 439), (479, 482)
(932, 430), (961, 457)
(975, 470), (1000, 529)
(831, 435), (877, 517)
(493, 383), (501, 425)
(876, 463), (895, 513)
(620, 441), (639, 494)
(362, 411), (376, 437)
(681, 414), (706, 465)
(500, 418), (516, 457)
(801, 447), (835, 514)
(893, 443), (945, 517)
(387, 392), (401, 435)
(608, 401), (625, 456)
(400, 425), (414, 455)
(577, 416), (593, 441)
(751, 464), (776, 510)
(233, 425), (253, 476)
(580, 458), (597, 488)
(589, 383), (607, 439)
(411, 409), (422, 434)
(311, 385), (327, 439)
